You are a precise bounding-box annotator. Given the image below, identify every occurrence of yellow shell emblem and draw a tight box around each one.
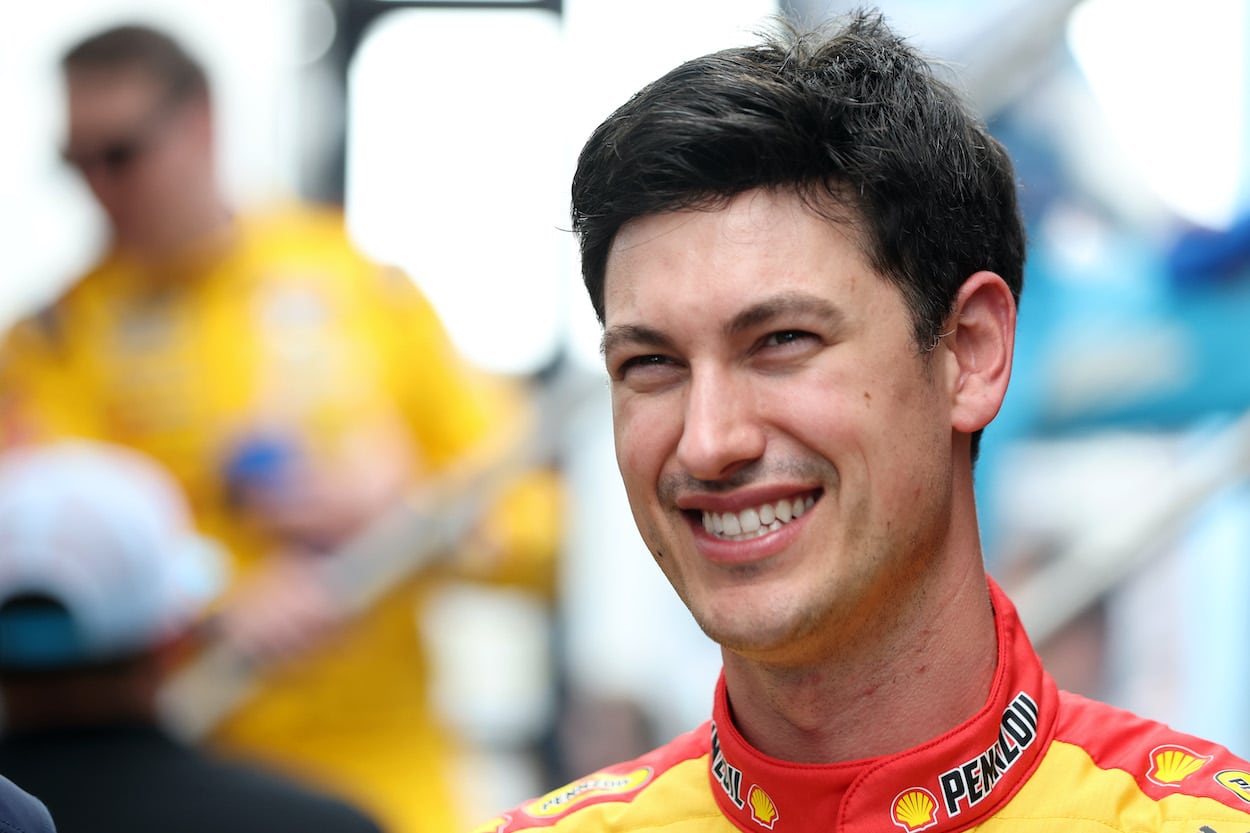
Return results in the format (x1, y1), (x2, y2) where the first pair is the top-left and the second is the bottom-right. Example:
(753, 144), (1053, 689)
(747, 785), (779, 829)
(892, 788), (939, 832)
(1147, 745), (1212, 786)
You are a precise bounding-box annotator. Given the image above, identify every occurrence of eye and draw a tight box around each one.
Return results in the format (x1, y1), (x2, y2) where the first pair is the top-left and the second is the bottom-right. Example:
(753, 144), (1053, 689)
(610, 353), (685, 390)
(761, 330), (818, 349)
(750, 329), (823, 370)
(613, 353), (671, 378)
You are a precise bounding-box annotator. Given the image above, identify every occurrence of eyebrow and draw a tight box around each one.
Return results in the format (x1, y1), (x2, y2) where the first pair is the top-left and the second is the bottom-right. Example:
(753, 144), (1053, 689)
(724, 292), (845, 339)
(601, 323), (677, 357)
(601, 292), (845, 358)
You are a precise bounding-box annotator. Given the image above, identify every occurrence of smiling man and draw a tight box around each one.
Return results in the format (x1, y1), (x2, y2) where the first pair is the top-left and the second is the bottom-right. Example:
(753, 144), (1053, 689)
(472, 10), (1250, 833)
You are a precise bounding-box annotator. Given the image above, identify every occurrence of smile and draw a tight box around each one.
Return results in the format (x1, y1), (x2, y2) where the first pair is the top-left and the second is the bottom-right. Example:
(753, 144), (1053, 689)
(700, 492), (818, 541)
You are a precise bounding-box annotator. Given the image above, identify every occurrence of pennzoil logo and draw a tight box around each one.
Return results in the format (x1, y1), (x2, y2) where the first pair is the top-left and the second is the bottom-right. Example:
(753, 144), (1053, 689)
(711, 721), (746, 809)
(1147, 745), (1212, 786)
(747, 784), (780, 829)
(522, 767), (652, 818)
(892, 788), (940, 832)
(939, 691), (1039, 819)
(1214, 769), (1250, 803)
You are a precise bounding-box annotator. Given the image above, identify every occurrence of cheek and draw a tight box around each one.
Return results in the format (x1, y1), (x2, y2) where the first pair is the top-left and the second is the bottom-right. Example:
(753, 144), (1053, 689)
(612, 427), (670, 557)
(612, 393), (681, 485)
(873, 378), (952, 501)
(612, 408), (658, 500)
(614, 441), (672, 518)
(766, 370), (869, 451)
(122, 168), (168, 211)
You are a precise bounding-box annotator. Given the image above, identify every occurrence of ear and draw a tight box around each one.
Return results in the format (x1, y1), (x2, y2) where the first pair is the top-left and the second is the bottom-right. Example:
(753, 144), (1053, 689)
(944, 271), (1016, 434)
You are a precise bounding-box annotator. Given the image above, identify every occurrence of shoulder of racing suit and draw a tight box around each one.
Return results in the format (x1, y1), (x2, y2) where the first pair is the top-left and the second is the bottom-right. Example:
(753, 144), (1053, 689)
(983, 688), (1250, 832)
(468, 723), (726, 832)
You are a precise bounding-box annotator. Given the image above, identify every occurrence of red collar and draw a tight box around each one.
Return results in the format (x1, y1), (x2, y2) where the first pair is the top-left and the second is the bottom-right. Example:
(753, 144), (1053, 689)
(707, 578), (1058, 833)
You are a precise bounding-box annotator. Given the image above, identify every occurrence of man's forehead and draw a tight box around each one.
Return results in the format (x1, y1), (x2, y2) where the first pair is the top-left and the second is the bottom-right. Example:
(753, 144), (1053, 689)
(601, 190), (877, 321)
(66, 68), (165, 125)
(610, 192), (792, 253)
(610, 185), (862, 243)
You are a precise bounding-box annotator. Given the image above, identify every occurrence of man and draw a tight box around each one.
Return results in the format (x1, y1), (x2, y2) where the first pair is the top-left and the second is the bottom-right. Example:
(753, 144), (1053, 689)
(0, 24), (559, 833)
(474, 12), (1250, 833)
(0, 441), (383, 833)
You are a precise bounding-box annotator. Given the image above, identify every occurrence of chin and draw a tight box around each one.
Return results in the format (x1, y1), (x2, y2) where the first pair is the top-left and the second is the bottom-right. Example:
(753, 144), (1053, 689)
(693, 599), (815, 659)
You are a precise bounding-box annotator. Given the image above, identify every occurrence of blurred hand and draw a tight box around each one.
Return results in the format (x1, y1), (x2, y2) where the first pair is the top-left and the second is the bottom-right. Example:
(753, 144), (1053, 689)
(215, 549), (343, 665)
(226, 416), (418, 552)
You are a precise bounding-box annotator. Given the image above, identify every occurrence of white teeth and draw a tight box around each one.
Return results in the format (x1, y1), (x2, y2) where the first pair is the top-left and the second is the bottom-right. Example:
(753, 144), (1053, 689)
(700, 494), (816, 542)
(740, 508), (760, 534)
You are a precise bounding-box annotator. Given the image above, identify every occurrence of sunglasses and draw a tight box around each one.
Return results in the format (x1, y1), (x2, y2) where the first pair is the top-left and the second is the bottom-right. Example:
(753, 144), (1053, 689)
(60, 93), (187, 176)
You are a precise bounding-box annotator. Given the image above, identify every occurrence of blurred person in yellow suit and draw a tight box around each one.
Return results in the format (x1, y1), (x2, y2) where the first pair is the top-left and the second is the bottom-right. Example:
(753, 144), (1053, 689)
(0, 23), (561, 833)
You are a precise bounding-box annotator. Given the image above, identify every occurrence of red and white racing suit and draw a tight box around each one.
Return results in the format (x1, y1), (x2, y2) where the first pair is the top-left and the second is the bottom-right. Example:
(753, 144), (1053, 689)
(473, 579), (1250, 832)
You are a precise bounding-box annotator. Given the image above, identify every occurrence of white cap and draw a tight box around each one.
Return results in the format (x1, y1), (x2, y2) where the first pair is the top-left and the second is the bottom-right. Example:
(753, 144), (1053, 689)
(0, 441), (227, 668)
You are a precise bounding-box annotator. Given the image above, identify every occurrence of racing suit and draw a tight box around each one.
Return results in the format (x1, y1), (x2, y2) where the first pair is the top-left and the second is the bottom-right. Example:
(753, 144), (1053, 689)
(0, 205), (560, 833)
(473, 579), (1250, 833)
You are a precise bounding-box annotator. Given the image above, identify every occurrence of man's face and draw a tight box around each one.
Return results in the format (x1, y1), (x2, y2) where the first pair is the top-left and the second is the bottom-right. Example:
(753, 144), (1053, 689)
(603, 188), (958, 667)
(63, 68), (209, 252)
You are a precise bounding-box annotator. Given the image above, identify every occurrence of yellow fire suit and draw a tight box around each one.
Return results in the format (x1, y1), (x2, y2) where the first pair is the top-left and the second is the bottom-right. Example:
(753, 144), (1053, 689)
(473, 579), (1250, 832)
(0, 205), (559, 833)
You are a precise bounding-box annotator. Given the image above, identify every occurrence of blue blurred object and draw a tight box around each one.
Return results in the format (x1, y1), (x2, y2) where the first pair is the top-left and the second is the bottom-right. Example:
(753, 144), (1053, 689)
(976, 102), (1250, 560)
(223, 435), (301, 507)
(1031, 232), (1250, 433)
(1167, 213), (1250, 290)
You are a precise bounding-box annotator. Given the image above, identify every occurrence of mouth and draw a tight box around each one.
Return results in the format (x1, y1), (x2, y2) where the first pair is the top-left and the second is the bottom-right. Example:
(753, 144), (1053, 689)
(693, 490), (820, 542)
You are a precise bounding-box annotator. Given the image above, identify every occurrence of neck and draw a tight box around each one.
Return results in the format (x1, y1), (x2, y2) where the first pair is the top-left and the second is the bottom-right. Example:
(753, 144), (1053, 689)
(722, 550), (996, 763)
(1, 657), (162, 732)
(117, 193), (234, 274)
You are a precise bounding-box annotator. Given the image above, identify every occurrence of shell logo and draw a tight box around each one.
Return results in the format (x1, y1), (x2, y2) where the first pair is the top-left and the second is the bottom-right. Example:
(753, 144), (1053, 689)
(891, 788), (940, 832)
(747, 785), (780, 830)
(1147, 745), (1212, 786)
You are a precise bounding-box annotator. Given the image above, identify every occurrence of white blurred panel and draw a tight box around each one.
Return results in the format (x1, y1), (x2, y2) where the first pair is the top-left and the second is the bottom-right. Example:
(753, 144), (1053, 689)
(346, 9), (566, 375)
(1069, 0), (1246, 229)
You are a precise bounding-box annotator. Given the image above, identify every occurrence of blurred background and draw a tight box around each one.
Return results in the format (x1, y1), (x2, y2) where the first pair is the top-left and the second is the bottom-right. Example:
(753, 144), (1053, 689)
(3, 0), (1249, 820)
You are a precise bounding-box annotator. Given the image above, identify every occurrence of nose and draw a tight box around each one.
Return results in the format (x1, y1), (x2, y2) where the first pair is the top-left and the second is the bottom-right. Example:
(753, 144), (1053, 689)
(675, 366), (766, 482)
